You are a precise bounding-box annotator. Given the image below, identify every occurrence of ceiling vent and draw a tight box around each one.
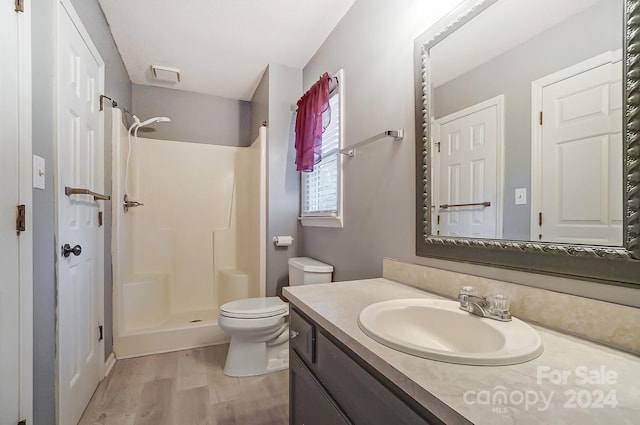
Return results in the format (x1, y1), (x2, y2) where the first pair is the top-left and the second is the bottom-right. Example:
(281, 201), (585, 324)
(151, 65), (181, 83)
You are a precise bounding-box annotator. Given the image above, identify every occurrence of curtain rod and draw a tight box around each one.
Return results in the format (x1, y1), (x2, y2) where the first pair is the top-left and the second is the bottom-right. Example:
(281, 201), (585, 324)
(99, 94), (136, 123)
(291, 73), (339, 113)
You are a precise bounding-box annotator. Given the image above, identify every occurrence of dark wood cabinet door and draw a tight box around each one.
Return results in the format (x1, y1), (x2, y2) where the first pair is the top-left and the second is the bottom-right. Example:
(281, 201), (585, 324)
(290, 352), (351, 425)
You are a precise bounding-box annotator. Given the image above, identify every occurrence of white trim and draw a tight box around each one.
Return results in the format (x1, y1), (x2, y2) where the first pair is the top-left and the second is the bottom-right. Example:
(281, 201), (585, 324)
(434, 95), (505, 238)
(299, 216), (344, 228)
(104, 353), (116, 377)
(530, 50), (622, 240)
(337, 69), (345, 226)
(430, 117), (439, 230)
(258, 126), (267, 298)
(18, 2), (34, 423)
(110, 109), (121, 363)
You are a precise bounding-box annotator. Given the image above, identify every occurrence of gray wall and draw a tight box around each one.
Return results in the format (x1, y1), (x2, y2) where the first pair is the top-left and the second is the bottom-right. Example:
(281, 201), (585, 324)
(32, 1), (56, 422)
(300, 0), (639, 304)
(301, 0), (444, 280)
(132, 84), (251, 146)
(32, 0), (130, 422)
(250, 67), (269, 143)
(265, 64), (303, 295)
(433, 0), (621, 240)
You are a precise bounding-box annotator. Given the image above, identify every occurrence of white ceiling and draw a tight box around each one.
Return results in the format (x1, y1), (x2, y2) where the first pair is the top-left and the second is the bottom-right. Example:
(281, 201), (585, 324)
(98, 0), (356, 101)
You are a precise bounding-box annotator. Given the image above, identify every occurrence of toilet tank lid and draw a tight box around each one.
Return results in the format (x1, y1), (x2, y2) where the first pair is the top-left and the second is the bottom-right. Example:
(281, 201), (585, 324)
(288, 257), (334, 273)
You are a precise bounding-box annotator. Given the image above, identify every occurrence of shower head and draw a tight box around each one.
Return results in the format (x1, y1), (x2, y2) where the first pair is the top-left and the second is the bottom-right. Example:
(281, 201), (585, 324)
(137, 116), (171, 128)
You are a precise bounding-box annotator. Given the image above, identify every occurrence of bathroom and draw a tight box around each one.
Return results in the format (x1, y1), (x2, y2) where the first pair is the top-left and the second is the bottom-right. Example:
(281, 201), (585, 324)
(1, 0), (638, 423)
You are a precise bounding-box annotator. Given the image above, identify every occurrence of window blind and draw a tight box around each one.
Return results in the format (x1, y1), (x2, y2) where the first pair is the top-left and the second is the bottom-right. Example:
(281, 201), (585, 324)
(302, 92), (340, 215)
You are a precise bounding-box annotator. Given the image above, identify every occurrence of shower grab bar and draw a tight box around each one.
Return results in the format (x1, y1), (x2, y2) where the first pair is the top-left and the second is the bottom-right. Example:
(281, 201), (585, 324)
(440, 201), (491, 209)
(65, 186), (111, 201)
(339, 129), (404, 157)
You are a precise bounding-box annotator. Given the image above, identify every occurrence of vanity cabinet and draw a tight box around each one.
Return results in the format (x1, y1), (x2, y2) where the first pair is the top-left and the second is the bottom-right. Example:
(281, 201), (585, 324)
(289, 308), (445, 425)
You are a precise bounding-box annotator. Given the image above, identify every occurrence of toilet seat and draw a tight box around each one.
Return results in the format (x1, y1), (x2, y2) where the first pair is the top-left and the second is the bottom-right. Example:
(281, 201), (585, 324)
(220, 297), (288, 319)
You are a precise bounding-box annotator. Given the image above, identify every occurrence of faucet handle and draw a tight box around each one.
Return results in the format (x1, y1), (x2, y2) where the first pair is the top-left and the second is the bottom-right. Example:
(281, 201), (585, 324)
(458, 286), (478, 307)
(488, 293), (511, 313)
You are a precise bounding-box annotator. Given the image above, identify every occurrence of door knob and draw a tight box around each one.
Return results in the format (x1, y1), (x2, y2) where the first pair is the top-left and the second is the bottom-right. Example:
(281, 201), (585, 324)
(62, 244), (82, 258)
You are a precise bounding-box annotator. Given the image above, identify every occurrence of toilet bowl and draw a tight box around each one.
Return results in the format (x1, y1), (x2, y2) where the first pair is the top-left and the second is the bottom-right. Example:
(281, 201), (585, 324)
(219, 297), (290, 377)
(218, 257), (333, 377)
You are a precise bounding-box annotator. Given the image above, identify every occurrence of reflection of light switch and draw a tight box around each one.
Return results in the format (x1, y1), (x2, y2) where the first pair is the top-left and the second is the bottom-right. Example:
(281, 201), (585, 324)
(515, 188), (526, 205)
(33, 155), (45, 189)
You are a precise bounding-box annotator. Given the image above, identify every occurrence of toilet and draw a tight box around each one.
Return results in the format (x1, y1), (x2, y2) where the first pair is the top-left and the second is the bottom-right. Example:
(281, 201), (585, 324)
(218, 257), (333, 376)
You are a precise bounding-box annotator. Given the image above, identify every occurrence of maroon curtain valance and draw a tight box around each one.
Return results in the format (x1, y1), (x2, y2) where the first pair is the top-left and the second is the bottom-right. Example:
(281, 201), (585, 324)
(295, 72), (332, 172)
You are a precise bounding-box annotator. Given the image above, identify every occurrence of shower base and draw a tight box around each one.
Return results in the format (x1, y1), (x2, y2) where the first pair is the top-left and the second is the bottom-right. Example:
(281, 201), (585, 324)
(115, 309), (229, 359)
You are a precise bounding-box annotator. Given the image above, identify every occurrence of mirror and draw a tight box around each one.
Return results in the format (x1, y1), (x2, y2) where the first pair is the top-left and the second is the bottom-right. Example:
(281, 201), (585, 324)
(414, 0), (640, 285)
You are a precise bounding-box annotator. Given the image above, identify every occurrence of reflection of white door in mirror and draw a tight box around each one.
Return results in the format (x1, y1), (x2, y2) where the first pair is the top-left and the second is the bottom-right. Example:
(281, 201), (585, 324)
(433, 96), (504, 238)
(531, 51), (622, 245)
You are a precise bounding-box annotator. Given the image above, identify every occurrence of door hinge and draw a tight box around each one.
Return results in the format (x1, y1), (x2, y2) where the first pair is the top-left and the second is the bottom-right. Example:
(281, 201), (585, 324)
(98, 211), (103, 227)
(437, 215), (440, 225)
(539, 111), (543, 125)
(99, 325), (103, 341)
(16, 205), (26, 233)
(538, 212), (543, 227)
(15, 0), (24, 12)
(435, 142), (441, 153)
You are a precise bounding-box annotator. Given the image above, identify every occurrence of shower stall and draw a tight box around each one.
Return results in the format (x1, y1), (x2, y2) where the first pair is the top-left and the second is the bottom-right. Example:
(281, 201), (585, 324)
(111, 109), (266, 358)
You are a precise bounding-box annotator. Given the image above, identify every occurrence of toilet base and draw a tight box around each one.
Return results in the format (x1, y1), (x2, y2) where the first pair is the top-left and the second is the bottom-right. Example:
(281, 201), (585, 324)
(223, 327), (290, 377)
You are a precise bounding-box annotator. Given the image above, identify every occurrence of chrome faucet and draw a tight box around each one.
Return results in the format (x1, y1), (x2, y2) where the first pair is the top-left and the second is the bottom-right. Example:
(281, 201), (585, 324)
(458, 286), (511, 322)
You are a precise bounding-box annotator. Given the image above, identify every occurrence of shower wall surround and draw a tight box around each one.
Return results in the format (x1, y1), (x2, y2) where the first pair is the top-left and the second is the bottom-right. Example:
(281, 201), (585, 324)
(383, 258), (640, 354)
(111, 110), (266, 357)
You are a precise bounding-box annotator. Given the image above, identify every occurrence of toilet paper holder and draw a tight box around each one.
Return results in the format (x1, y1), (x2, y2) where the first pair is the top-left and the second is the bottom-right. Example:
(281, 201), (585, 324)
(272, 236), (293, 247)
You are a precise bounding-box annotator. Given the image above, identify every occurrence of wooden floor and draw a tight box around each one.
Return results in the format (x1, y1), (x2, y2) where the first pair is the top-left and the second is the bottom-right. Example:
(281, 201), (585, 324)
(79, 345), (289, 425)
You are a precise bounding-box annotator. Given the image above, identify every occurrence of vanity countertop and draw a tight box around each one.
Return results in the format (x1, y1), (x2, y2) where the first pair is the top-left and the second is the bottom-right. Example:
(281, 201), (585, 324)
(283, 278), (640, 425)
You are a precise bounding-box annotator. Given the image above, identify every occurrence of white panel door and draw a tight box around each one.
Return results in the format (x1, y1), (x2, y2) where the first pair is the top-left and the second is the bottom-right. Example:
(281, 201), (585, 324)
(0, 3), (21, 424)
(435, 99), (501, 238)
(56, 2), (105, 424)
(540, 60), (622, 245)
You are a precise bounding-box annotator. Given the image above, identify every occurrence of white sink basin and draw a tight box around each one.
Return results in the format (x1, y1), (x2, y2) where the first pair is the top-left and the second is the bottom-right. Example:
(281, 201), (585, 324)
(358, 298), (543, 366)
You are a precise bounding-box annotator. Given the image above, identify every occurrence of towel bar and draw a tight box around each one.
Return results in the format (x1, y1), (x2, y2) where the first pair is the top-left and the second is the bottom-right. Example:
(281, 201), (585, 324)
(65, 186), (111, 201)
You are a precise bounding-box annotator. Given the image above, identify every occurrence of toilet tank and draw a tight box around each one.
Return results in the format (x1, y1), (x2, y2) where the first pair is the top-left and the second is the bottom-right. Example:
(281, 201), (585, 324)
(288, 257), (333, 286)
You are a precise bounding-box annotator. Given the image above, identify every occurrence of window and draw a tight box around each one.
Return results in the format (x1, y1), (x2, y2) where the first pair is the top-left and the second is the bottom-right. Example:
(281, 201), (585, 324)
(300, 71), (343, 228)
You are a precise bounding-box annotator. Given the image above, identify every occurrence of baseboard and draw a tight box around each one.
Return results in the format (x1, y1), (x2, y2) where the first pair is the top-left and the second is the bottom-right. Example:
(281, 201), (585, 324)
(104, 352), (116, 377)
